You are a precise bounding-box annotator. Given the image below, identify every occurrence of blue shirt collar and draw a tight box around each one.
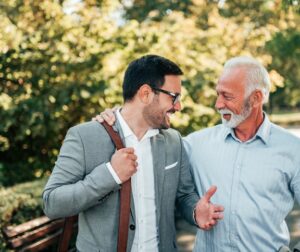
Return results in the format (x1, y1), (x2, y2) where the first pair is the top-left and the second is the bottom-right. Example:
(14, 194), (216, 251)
(222, 112), (271, 145)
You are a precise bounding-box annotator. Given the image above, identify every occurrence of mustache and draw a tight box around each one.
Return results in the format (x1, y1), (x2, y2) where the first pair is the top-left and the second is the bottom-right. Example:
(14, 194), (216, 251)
(167, 108), (176, 114)
(218, 109), (233, 115)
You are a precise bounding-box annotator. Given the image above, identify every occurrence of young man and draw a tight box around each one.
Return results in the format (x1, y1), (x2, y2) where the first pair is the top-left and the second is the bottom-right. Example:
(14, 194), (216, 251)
(43, 55), (223, 252)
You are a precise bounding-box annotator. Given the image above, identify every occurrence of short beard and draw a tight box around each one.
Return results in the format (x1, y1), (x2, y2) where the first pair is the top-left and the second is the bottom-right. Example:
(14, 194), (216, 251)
(142, 96), (170, 129)
(219, 98), (252, 128)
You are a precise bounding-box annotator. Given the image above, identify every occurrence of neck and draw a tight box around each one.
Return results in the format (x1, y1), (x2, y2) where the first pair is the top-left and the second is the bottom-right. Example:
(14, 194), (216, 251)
(234, 108), (264, 142)
(120, 103), (150, 140)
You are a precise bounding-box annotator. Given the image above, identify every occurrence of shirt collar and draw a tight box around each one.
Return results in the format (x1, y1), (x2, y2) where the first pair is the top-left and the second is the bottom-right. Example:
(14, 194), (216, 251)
(116, 109), (159, 140)
(222, 112), (271, 145)
(255, 113), (271, 145)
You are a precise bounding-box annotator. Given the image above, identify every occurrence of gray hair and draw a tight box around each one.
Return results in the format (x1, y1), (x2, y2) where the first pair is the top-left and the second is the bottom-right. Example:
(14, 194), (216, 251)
(223, 56), (271, 104)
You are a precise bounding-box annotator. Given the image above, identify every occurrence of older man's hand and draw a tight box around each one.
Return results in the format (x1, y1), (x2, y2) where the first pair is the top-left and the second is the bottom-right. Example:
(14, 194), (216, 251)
(92, 107), (118, 125)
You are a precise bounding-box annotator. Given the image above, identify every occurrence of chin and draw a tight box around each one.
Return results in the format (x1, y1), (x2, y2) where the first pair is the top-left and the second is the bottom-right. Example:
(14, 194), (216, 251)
(222, 119), (237, 128)
(160, 122), (170, 129)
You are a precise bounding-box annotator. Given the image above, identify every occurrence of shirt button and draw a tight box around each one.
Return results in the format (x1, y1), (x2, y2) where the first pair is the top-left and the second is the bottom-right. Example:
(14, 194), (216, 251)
(129, 224), (135, 230)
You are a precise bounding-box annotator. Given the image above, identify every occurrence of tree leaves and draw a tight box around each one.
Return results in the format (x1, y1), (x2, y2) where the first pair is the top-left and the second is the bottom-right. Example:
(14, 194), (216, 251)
(0, 0), (299, 185)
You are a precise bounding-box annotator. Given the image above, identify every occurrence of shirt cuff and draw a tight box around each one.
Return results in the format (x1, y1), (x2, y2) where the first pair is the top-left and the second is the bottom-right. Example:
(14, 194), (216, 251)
(193, 207), (200, 228)
(106, 162), (122, 184)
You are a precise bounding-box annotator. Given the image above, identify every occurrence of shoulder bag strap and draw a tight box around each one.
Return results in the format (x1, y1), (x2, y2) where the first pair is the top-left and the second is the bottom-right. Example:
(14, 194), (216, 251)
(102, 121), (131, 252)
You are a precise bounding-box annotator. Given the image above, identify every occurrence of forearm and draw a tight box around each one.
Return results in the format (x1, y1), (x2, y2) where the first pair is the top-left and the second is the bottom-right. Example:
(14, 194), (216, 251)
(176, 138), (199, 225)
(43, 163), (120, 219)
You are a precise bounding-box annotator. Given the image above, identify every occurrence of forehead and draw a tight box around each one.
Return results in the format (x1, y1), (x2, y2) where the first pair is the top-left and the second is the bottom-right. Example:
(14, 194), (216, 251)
(161, 75), (182, 92)
(216, 67), (246, 94)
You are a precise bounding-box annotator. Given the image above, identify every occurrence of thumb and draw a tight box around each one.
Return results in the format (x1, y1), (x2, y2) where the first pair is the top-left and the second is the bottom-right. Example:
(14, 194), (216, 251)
(203, 185), (217, 202)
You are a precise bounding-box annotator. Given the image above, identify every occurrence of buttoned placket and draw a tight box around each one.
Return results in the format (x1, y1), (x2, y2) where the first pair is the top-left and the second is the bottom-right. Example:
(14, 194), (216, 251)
(127, 133), (158, 252)
(228, 139), (245, 249)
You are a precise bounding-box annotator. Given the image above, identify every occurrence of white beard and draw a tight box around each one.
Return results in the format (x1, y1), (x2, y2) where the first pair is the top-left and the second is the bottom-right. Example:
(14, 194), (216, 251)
(219, 103), (252, 128)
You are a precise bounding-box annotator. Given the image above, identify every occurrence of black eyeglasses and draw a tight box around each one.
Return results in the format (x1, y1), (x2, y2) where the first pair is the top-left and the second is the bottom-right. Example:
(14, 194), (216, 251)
(152, 87), (181, 105)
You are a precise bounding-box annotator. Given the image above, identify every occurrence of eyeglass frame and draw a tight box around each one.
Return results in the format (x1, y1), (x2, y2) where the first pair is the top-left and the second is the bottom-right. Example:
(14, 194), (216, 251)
(151, 87), (181, 105)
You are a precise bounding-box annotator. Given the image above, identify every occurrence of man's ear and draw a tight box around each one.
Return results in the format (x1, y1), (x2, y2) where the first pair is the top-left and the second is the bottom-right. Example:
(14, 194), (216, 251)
(250, 89), (263, 107)
(138, 84), (154, 104)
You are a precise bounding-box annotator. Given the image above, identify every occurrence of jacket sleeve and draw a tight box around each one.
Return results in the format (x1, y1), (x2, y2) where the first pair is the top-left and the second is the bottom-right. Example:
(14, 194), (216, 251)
(175, 135), (199, 226)
(43, 126), (120, 219)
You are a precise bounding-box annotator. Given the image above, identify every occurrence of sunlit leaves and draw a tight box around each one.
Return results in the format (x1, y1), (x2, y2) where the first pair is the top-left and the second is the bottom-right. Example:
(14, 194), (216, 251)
(0, 0), (299, 185)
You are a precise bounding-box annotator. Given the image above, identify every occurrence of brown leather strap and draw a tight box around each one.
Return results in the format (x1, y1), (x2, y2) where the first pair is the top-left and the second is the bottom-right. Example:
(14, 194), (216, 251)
(57, 215), (77, 252)
(102, 121), (124, 150)
(102, 121), (131, 252)
(117, 179), (131, 252)
(57, 121), (131, 252)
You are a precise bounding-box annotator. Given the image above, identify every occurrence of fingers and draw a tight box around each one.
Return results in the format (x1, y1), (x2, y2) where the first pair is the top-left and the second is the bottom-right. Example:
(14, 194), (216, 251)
(104, 108), (115, 117)
(92, 108), (117, 125)
(95, 115), (104, 122)
(121, 147), (135, 154)
(92, 115), (102, 122)
(212, 212), (224, 220)
(201, 217), (221, 230)
(128, 154), (137, 161)
(101, 113), (113, 125)
(213, 205), (224, 212)
(120, 148), (138, 164)
(92, 115), (104, 123)
(203, 185), (217, 202)
(202, 220), (216, 230)
(100, 108), (116, 125)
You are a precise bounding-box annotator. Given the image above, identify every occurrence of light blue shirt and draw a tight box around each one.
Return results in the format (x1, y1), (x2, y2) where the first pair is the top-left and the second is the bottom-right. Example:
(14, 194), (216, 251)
(184, 115), (300, 252)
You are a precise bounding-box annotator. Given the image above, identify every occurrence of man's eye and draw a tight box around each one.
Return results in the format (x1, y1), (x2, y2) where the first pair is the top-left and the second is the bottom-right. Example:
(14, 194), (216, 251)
(224, 96), (233, 100)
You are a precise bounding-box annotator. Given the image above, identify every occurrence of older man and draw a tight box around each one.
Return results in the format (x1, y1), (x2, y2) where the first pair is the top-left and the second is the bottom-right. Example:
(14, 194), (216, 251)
(185, 56), (300, 251)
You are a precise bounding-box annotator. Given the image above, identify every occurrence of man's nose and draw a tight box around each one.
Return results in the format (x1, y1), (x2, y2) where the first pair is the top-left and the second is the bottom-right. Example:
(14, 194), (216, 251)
(174, 101), (182, 111)
(215, 96), (224, 110)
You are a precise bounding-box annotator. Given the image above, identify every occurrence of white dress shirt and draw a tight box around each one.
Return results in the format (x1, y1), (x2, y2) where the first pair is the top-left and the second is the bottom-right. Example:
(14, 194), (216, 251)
(107, 109), (159, 252)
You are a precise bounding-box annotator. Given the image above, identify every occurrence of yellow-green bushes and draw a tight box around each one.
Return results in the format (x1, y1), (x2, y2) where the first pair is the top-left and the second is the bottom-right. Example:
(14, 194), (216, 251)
(0, 178), (47, 250)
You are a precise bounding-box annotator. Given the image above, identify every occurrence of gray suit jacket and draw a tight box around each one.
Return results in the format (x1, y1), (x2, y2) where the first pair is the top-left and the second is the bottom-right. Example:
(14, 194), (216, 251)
(43, 120), (199, 252)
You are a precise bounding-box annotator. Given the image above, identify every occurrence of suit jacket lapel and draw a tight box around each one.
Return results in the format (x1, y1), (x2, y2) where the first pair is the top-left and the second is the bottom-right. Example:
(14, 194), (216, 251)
(151, 133), (165, 222)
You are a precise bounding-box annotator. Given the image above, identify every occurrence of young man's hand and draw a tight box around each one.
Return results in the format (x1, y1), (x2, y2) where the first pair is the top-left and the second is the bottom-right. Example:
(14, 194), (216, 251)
(111, 147), (138, 182)
(194, 186), (224, 230)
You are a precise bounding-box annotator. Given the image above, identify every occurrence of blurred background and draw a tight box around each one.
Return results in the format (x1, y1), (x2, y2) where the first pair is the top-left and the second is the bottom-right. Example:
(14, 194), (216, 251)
(0, 0), (299, 251)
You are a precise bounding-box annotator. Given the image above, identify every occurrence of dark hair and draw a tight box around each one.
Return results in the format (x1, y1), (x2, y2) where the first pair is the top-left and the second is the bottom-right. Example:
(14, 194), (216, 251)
(122, 55), (183, 102)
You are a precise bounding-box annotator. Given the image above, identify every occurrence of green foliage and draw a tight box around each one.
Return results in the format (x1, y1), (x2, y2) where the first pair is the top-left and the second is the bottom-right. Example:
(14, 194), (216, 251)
(0, 0), (124, 185)
(122, 0), (193, 22)
(0, 0), (299, 185)
(266, 29), (300, 110)
(0, 178), (46, 250)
